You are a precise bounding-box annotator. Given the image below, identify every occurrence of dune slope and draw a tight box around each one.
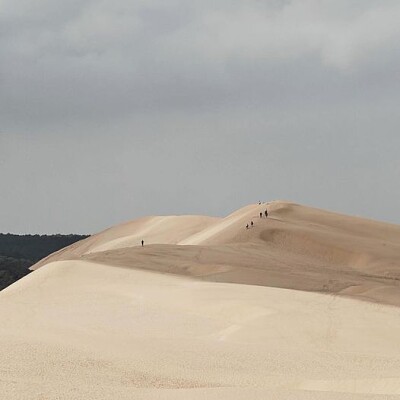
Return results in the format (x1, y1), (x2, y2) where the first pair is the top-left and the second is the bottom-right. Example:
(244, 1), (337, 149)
(2, 260), (400, 399)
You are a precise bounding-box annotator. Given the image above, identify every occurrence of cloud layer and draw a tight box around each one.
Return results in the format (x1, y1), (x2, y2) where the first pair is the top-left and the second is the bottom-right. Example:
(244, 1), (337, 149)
(1, 0), (399, 232)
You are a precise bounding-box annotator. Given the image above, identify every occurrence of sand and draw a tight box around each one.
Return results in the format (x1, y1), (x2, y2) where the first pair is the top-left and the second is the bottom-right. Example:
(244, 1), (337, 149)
(2, 201), (400, 399)
(33, 201), (400, 307)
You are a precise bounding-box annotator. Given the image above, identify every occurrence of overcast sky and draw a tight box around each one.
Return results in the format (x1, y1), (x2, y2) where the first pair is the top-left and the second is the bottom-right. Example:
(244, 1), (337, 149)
(1, 0), (400, 234)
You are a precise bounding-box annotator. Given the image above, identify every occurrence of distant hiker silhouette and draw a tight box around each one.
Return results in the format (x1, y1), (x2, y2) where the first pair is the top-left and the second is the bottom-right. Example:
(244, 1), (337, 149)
(141, 240), (144, 247)
(251, 221), (254, 227)
(265, 209), (268, 218)
(259, 212), (262, 218)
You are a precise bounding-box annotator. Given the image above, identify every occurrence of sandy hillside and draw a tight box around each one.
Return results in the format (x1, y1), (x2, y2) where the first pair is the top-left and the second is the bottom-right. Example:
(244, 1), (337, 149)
(2, 201), (400, 399)
(33, 201), (400, 307)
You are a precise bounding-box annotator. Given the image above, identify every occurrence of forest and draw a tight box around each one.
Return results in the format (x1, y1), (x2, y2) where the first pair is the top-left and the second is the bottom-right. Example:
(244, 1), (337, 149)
(0, 233), (89, 290)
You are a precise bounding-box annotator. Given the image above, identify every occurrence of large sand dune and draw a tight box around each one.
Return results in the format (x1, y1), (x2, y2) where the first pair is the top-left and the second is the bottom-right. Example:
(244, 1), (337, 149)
(2, 201), (400, 399)
(33, 201), (400, 306)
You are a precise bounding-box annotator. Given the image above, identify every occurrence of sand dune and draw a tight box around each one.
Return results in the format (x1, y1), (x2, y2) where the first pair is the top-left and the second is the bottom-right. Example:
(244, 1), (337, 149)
(33, 214), (219, 268)
(33, 201), (400, 306)
(2, 260), (400, 399)
(2, 201), (400, 399)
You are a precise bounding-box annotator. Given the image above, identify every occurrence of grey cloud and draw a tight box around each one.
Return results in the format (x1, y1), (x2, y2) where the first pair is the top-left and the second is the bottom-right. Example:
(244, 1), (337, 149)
(1, 0), (400, 233)
(2, 0), (400, 128)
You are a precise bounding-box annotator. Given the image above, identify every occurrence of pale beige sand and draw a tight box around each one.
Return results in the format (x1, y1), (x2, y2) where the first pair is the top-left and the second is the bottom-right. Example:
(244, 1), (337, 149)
(33, 215), (219, 268)
(2, 201), (400, 399)
(2, 260), (400, 399)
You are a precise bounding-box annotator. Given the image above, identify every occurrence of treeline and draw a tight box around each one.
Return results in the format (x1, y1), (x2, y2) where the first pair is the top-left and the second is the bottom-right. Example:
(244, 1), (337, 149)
(0, 256), (32, 291)
(0, 233), (89, 290)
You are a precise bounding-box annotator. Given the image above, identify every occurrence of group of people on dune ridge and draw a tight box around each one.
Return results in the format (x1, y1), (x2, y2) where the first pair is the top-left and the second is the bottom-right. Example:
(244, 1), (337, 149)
(246, 203), (268, 230)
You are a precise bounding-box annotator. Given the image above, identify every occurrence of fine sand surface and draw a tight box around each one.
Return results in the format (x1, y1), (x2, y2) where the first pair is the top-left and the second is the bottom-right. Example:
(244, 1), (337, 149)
(2, 201), (400, 399)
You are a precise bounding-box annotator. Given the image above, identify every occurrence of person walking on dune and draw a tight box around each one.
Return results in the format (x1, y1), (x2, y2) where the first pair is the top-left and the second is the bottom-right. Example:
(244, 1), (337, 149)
(265, 209), (268, 218)
(141, 240), (144, 247)
(246, 224), (249, 229)
(259, 212), (262, 218)
(251, 221), (254, 227)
